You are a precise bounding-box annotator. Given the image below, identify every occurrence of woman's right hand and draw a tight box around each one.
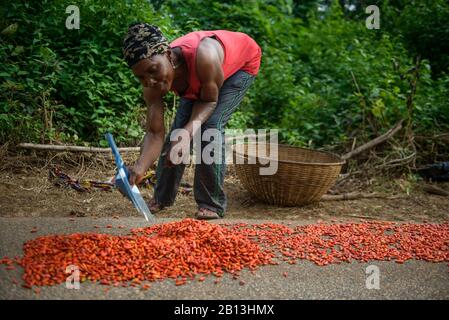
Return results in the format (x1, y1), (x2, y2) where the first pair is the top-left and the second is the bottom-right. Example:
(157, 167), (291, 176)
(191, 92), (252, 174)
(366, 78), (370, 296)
(128, 163), (146, 186)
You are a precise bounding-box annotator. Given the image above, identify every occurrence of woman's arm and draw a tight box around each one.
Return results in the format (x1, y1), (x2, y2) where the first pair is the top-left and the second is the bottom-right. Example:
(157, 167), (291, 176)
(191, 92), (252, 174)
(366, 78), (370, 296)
(129, 87), (165, 185)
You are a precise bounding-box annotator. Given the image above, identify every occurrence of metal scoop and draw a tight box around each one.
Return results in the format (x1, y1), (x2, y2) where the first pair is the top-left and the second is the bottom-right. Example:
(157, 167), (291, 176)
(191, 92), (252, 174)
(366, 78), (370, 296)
(105, 133), (155, 223)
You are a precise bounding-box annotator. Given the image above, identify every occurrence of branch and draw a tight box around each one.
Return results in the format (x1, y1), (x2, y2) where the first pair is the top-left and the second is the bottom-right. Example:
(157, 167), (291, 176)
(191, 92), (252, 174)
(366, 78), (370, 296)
(341, 120), (404, 160)
(17, 143), (140, 153)
(321, 192), (405, 201)
(18, 134), (264, 154)
(381, 152), (416, 169)
(415, 133), (449, 142)
(422, 184), (449, 197)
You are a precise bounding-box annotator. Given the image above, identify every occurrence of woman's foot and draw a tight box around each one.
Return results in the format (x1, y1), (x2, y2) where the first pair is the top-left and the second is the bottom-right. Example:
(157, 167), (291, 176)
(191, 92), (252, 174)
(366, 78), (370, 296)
(195, 207), (221, 220)
(148, 197), (164, 213)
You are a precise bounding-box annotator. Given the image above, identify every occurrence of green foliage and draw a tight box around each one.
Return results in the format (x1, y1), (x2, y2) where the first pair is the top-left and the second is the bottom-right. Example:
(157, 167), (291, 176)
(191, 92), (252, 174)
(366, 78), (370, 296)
(279, 3), (416, 146)
(0, 0), (174, 145)
(0, 0), (447, 150)
(165, 0), (449, 148)
(381, 0), (449, 77)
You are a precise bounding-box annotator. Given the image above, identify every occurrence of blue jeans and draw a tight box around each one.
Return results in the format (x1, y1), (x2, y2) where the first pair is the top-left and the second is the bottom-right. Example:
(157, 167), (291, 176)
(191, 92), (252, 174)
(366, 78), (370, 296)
(154, 70), (255, 216)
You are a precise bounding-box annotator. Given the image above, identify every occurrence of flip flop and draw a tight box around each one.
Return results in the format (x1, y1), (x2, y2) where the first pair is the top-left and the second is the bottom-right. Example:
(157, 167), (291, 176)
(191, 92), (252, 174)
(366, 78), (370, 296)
(195, 208), (221, 220)
(148, 198), (164, 213)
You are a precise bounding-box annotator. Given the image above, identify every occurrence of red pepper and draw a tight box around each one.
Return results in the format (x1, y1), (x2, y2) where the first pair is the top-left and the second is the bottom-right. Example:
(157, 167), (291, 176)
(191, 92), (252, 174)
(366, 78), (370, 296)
(0, 219), (447, 289)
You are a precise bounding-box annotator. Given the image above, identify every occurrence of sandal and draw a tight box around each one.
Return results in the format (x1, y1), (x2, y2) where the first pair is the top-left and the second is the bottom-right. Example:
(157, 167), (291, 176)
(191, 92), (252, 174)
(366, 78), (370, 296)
(195, 208), (221, 220)
(148, 197), (164, 213)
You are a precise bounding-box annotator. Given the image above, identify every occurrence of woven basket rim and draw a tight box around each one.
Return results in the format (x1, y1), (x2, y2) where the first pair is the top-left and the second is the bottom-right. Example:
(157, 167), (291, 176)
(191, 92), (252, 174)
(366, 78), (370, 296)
(232, 143), (346, 166)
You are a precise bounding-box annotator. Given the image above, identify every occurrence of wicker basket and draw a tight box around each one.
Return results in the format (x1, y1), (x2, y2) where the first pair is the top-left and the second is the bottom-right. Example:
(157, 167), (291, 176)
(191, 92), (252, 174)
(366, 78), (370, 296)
(233, 143), (345, 206)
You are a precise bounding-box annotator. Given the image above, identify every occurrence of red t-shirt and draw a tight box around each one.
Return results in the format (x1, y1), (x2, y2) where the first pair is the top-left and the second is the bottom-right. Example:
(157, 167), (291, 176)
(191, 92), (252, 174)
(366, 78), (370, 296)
(170, 30), (262, 100)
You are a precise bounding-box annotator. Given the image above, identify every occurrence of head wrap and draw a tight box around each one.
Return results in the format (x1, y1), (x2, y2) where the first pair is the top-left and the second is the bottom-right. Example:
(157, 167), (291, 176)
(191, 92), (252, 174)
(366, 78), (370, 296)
(122, 23), (169, 68)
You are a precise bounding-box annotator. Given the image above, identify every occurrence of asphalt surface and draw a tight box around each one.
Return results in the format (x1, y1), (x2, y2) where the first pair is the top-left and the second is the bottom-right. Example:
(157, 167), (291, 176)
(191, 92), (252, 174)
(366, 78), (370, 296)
(0, 217), (448, 300)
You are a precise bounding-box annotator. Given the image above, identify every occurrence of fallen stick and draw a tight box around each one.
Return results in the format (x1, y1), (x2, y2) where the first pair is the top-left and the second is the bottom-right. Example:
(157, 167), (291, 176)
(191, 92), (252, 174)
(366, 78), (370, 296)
(380, 152), (416, 169)
(321, 192), (405, 201)
(341, 120), (403, 160)
(422, 184), (449, 197)
(17, 134), (260, 154)
(346, 215), (378, 220)
(333, 170), (362, 186)
(17, 143), (140, 153)
(415, 132), (449, 142)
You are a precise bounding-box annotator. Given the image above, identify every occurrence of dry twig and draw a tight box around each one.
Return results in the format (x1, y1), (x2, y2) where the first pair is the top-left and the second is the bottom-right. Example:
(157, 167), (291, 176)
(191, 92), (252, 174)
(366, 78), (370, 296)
(321, 192), (405, 201)
(422, 184), (449, 197)
(341, 120), (404, 161)
(18, 143), (140, 153)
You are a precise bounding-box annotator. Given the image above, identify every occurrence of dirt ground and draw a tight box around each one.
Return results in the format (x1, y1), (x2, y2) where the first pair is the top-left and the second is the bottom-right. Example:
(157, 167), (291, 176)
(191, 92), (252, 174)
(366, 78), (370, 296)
(0, 151), (448, 223)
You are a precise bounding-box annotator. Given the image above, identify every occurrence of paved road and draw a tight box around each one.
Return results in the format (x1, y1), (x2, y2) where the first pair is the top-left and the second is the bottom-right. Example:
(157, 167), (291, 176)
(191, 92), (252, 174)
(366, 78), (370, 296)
(0, 217), (448, 300)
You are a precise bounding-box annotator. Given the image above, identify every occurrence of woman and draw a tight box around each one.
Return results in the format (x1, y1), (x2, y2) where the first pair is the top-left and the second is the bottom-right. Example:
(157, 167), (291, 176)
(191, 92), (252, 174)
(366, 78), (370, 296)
(122, 23), (261, 219)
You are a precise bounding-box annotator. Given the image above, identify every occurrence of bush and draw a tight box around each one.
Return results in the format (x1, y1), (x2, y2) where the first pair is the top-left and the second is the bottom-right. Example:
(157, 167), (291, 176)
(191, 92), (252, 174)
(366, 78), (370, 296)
(0, 0), (447, 154)
(0, 0), (174, 146)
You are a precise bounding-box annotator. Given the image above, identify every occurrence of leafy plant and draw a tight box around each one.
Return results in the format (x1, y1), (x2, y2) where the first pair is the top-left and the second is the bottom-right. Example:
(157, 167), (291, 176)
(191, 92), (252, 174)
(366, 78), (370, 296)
(0, 0), (447, 160)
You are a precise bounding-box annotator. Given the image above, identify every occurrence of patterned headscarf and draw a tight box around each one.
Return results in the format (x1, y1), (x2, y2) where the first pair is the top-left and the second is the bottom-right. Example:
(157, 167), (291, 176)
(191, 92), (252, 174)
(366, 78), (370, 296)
(122, 23), (169, 68)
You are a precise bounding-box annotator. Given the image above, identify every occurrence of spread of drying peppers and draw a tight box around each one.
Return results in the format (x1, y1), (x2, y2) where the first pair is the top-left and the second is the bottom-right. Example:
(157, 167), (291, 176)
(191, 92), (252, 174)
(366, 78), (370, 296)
(1, 219), (448, 289)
